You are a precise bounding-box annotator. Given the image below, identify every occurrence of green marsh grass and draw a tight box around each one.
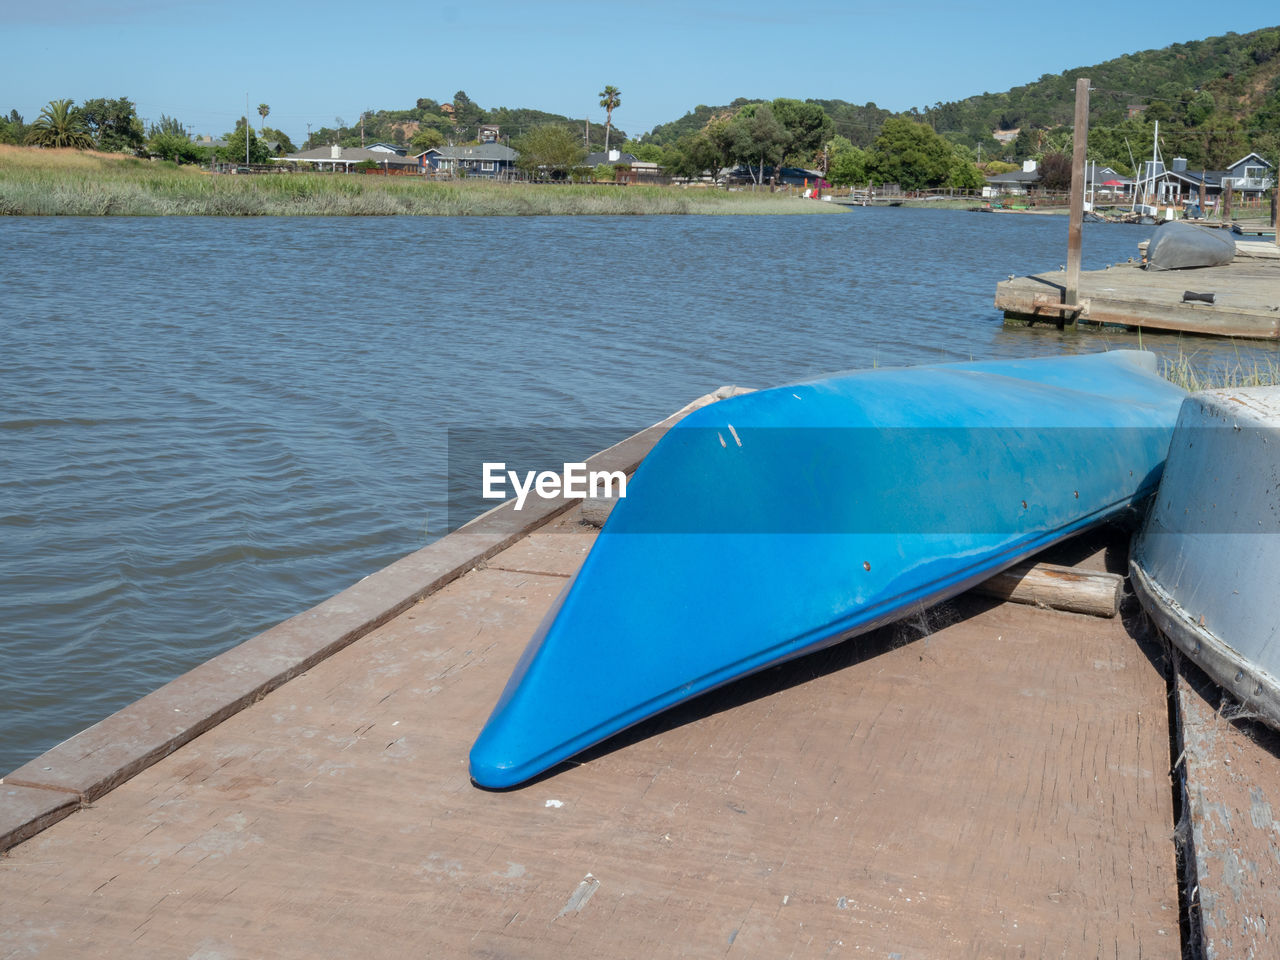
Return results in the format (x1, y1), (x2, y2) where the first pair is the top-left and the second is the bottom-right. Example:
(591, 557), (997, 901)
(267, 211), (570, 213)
(0, 146), (842, 217)
(1159, 350), (1280, 391)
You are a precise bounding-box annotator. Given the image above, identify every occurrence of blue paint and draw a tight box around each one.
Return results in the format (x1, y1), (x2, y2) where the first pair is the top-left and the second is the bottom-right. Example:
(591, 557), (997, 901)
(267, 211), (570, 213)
(469, 351), (1186, 788)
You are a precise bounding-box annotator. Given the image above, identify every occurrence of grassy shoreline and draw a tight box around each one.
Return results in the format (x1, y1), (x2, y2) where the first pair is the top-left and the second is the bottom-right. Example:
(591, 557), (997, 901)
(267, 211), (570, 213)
(0, 146), (842, 217)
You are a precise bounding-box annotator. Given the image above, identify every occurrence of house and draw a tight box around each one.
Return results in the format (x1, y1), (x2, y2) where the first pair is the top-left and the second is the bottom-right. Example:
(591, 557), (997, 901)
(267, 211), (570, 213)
(282, 144), (420, 173)
(1087, 165), (1133, 198)
(477, 125), (501, 144)
(1145, 154), (1276, 204)
(983, 160), (1040, 197)
(583, 150), (667, 183)
(416, 144), (518, 178)
(585, 149), (638, 169)
(364, 142), (408, 156)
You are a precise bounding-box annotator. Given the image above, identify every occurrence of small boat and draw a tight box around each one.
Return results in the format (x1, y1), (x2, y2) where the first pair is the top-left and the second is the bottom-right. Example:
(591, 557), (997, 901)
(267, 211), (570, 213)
(470, 351), (1186, 788)
(1131, 385), (1280, 725)
(1145, 220), (1236, 270)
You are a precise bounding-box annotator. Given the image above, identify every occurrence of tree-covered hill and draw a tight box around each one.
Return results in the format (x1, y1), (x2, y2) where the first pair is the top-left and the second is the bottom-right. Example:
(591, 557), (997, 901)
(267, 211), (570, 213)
(636, 25), (1279, 176)
(921, 25), (1280, 164)
(303, 91), (625, 153)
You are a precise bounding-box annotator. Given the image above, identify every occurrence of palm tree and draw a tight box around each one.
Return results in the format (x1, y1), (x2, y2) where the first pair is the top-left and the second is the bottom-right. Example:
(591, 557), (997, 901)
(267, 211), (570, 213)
(598, 85), (621, 153)
(25, 99), (94, 149)
(258, 103), (270, 133)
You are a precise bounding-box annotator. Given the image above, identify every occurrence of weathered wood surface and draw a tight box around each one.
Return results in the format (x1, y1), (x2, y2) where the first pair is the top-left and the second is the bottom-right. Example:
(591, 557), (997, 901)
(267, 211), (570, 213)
(1176, 661), (1280, 959)
(996, 260), (1280, 339)
(0, 519), (1179, 958)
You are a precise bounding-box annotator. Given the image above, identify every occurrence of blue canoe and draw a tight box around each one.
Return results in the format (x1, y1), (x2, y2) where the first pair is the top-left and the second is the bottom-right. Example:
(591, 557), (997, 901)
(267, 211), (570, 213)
(470, 351), (1186, 788)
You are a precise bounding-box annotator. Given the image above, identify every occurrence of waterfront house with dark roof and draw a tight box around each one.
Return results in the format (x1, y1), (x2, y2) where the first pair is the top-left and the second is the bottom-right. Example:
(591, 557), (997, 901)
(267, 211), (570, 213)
(983, 160), (1040, 197)
(1149, 154), (1275, 203)
(417, 144), (517, 178)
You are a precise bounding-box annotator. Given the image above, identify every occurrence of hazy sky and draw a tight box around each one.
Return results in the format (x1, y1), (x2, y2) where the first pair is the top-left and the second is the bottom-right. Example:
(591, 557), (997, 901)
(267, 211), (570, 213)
(5, 2), (1277, 144)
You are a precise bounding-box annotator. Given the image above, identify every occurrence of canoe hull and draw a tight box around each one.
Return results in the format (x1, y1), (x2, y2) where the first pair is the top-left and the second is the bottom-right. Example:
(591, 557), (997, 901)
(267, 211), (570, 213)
(1131, 386), (1280, 725)
(471, 351), (1186, 788)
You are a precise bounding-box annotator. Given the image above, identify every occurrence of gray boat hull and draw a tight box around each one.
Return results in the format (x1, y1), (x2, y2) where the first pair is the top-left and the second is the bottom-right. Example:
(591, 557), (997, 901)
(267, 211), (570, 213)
(1131, 386), (1280, 722)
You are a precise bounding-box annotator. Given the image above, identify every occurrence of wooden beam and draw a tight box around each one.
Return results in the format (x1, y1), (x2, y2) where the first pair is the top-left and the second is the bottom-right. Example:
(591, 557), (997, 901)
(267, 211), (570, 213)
(974, 561), (1123, 618)
(1064, 78), (1090, 327)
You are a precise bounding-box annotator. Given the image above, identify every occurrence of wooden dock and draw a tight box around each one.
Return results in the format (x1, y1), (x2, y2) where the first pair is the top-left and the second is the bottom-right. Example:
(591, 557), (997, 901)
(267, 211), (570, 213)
(2, 390), (1277, 958)
(995, 258), (1280, 339)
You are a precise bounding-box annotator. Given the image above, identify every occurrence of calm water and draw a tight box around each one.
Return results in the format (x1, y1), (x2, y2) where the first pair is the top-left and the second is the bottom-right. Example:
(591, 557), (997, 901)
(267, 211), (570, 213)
(2, 209), (1275, 773)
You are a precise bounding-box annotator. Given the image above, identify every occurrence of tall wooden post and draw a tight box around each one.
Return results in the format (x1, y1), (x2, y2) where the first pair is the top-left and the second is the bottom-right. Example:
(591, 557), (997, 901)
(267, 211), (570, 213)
(1064, 77), (1090, 329)
(1272, 188), (1278, 249)
(1222, 178), (1233, 222)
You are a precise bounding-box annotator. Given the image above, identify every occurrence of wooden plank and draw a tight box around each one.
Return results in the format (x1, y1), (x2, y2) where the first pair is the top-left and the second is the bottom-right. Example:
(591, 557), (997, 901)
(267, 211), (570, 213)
(1175, 661), (1280, 959)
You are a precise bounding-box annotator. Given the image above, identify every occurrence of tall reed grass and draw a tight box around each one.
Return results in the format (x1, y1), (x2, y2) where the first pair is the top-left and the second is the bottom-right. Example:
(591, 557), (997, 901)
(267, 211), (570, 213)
(0, 146), (840, 217)
(1159, 350), (1280, 390)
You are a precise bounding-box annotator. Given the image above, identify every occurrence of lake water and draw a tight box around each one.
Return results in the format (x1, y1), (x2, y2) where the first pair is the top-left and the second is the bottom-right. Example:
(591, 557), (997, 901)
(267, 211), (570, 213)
(2, 209), (1275, 773)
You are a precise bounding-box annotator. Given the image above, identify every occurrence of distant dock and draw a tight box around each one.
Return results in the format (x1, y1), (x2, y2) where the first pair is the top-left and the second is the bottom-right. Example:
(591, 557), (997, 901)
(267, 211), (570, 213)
(995, 257), (1280, 339)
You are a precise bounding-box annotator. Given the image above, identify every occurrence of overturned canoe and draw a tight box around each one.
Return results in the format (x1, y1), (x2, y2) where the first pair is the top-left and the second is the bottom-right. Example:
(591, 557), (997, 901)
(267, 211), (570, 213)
(1131, 385), (1280, 725)
(470, 351), (1186, 788)
(1145, 221), (1236, 270)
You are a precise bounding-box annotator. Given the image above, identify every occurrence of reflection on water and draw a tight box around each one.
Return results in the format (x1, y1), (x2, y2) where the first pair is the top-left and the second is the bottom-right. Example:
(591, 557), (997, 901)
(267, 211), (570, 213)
(1, 210), (1275, 772)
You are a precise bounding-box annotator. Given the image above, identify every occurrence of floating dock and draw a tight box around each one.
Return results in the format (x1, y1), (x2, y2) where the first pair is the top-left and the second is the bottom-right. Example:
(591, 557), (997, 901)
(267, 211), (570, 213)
(995, 258), (1280, 339)
(2, 390), (1277, 958)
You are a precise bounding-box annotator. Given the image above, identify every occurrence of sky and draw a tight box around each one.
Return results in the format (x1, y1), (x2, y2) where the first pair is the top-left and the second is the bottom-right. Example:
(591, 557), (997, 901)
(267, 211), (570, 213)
(5, 1), (1278, 146)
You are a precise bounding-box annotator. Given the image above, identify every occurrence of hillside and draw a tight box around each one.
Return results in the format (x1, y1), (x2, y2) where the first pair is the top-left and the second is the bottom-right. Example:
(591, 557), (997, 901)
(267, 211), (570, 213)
(923, 26), (1280, 153)
(638, 26), (1280, 171)
(302, 91), (626, 153)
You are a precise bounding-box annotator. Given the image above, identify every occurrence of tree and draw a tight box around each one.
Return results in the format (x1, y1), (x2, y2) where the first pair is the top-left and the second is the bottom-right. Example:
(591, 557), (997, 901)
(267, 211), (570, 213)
(449, 91), (485, 140)
(79, 97), (144, 153)
(769, 98), (834, 167)
(598, 85), (621, 152)
(827, 137), (868, 186)
(218, 118), (272, 164)
(866, 118), (956, 190)
(729, 103), (788, 185)
(512, 124), (585, 179)
(703, 114), (737, 179)
(147, 114), (203, 163)
(411, 126), (447, 152)
(0, 109), (25, 145)
(258, 103), (270, 132)
(947, 150), (985, 190)
(665, 133), (719, 180)
(1037, 151), (1073, 191)
(260, 126), (296, 154)
(25, 99), (94, 149)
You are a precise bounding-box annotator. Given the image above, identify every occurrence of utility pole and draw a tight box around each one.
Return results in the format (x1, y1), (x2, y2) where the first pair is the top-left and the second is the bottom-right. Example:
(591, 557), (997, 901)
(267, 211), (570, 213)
(245, 92), (250, 166)
(1064, 77), (1090, 329)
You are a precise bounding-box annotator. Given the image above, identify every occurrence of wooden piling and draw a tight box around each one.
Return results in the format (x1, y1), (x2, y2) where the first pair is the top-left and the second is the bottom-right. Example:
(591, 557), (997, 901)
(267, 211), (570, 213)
(1064, 77), (1090, 327)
